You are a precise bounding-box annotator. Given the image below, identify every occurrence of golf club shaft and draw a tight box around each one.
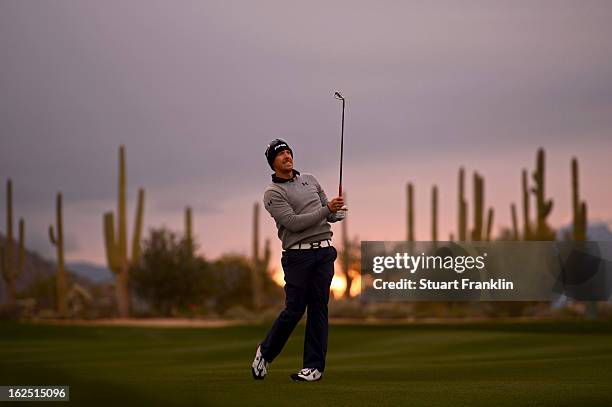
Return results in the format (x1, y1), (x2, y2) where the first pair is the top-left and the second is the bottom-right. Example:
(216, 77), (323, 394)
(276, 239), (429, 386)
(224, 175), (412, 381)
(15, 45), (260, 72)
(339, 98), (345, 197)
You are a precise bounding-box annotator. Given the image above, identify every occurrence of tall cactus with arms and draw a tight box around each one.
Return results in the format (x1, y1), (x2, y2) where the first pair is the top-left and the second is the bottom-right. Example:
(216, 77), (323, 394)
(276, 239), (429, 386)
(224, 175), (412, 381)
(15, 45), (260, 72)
(571, 158), (587, 241)
(49, 192), (68, 318)
(103, 145), (145, 318)
(571, 157), (595, 317)
(471, 172), (484, 241)
(531, 148), (554, 240)
(1, 179), (25, 309)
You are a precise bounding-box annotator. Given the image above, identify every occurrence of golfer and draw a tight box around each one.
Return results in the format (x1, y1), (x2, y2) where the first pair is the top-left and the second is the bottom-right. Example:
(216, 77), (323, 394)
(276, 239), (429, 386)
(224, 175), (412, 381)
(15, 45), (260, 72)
(252, 138), (345, 382)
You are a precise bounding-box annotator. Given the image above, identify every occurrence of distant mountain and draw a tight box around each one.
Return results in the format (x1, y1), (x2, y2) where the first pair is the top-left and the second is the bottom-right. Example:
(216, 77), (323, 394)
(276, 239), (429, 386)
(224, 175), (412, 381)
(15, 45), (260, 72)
(556, 221), (612, 241)
(0, 233), (101, 303)
(585, 222), (612, 241)
(1, 233), (56, 302)
(66, 261), (113, 283)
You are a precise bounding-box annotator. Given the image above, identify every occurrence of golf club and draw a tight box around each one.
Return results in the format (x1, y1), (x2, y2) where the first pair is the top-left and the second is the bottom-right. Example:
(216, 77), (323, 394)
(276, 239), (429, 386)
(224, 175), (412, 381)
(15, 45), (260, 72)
(334, 91), (347, 219)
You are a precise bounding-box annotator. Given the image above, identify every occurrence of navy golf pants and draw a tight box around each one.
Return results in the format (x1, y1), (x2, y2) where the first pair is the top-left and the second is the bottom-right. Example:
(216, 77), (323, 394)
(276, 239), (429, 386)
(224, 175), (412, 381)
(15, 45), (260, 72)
(260, 246), (337, 372)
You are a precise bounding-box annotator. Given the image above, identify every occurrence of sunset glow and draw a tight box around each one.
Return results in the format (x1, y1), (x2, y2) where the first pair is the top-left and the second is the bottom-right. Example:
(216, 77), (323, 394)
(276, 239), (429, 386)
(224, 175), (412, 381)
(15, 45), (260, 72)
(272, 261), (362, 299)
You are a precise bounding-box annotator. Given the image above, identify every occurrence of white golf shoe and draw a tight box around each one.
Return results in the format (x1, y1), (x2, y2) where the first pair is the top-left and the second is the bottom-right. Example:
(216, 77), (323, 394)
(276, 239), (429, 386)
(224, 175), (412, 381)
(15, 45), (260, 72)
(251, 345), (269, 380)
(290, 368), (323, 382)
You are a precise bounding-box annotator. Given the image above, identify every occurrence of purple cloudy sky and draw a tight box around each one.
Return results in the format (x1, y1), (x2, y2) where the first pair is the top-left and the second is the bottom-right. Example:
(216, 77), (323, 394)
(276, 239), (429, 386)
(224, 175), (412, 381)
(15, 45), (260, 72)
(1, 1), (611, 265)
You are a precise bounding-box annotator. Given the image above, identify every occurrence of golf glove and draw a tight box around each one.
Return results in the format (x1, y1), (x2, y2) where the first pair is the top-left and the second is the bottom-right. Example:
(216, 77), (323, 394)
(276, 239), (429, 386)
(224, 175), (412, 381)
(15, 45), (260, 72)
(335, 205), (348, 220)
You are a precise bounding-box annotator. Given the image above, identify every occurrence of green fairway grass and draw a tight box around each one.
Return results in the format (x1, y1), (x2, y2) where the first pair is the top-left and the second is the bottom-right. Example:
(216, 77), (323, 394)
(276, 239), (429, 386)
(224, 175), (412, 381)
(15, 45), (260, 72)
(1, 320), (611, 406)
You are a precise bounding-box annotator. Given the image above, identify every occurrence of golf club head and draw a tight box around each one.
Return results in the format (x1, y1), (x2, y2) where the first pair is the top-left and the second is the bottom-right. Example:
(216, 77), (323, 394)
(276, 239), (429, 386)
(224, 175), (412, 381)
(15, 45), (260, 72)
(334, 91), (344, 100)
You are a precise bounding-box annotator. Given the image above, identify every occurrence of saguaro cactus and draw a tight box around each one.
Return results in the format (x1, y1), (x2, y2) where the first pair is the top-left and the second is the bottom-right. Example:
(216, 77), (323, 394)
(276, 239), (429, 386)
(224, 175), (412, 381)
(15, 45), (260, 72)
(531, 148), (554, 240)
(485, 208), (494, 241)
(184, 206), (193, 254)
(471, 172), (484, 241)
(571, 158), (596, 317)
(49, 192), (68, 318)
(510, 204), (519, 240)
(458, 168), (468, 241)
(103, 145), (145, 318)
(252, 203), (270, 310)
(431, 186), (438, 242)
(571, 158), (587, 241)
(521, 169), (532, 240)
(1, 179), (25, 308)
(470, 173), (494, 241)
(406, 183), (414, 241)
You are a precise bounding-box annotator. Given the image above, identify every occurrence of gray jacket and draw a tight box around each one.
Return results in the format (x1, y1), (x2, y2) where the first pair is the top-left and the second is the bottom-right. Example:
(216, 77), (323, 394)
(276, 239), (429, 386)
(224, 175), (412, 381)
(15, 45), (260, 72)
(263, 171), (340, 249)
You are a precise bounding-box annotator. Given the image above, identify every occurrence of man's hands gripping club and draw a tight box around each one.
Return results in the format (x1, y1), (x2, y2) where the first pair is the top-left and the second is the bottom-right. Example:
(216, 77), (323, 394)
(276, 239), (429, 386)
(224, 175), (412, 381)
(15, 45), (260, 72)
(327, 196), (344, 212)
(327, 196), (347, 220)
